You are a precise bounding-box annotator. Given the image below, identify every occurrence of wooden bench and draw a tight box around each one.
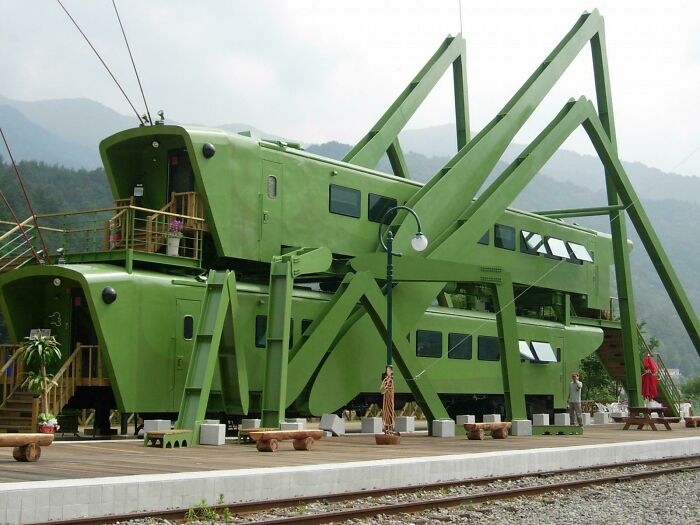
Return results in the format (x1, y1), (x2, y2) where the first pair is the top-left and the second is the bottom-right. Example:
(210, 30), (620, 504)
(464, 422), (512, 440)
(685, 416), (700, 428)
(237, 427), (278, 444)
(248, 430), (324, 452)
(0, 433), (54, 462)
(144, 429), (193, 448)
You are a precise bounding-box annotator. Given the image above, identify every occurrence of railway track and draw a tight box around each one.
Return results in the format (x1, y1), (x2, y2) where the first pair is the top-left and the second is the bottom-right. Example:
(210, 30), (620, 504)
(47, 456), (700, 525)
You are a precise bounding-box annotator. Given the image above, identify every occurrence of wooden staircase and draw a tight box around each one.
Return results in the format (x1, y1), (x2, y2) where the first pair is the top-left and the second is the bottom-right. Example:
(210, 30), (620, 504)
(0, 391), (35, 433)
(596, 327), (682, 416)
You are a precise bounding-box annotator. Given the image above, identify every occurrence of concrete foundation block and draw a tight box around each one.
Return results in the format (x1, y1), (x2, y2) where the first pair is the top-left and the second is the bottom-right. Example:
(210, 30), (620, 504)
(610, 411), (624, 420)
(361, 417), (382, 434)
(280, 422), (304, 431)
(143, 419), (171, 432)
(511, 419), (532, 436)
(202, 419), (220, 425)
(199, 424), (225, 446)
(285, 418), (307, 429)
(320, 414), (345, 436)
(456, 415), (475, 426)
(483, 414), (501, 423)
(532, 413), (549, 426)
(432, 419), (455, 437)
(241, 419), (261, 430)
(554, 413), (570, 426)
(593, 412), (610, 424)
(581, 413), (593, 426)
(395, 416), (415, 433)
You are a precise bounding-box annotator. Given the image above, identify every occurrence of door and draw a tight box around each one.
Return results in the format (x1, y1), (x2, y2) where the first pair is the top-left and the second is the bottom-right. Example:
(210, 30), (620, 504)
(259, 159), (283, 260)
(173, 298), (200, 409)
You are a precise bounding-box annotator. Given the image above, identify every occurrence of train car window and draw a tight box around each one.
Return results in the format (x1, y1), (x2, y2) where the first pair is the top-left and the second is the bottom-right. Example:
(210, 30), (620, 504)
(255, 315), (267, 348)
(531, 341), (557, 362)
(546, 238), (570, 259)
(567, 241), (593, 262)
(520, 230), (543, 255)
(518, 340), (536, 361)
(478, 230), (490, 245)
(329, 184), (361, 218)
(448, 333), (472, 360)
(478, 336), (501, 361)
(302, 319), (313, 335)
(267, 175), (277, 198)
(368, 194), (397, 224)
(494, 224), (515, 250)
(183, 315), (194, 340)
(416, 330), (442, 358)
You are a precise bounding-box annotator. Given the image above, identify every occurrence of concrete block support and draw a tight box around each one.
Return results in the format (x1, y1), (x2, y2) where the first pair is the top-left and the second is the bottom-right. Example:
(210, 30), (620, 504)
(483, 414), (501, 423)
(395, 417), (415, 433)
(581, 413), (593, 426)
(199, 424), (225, 446)
(593, 412), (610, 425)
(511, 419), (532, 436)
(554, 413), (571, 426)
(202, 419), (220, 425)
(432, 419), (455, 437)
(285, 418), (307, 429)
(320, 414), (345, 436)
(143, 420), (171, 433)
(241, 419), (261, 430)
(361, 418), (382, 434)
(456, 415), (475, 426)
(280, 422), (304, 431)
(532, 414), (550, 426)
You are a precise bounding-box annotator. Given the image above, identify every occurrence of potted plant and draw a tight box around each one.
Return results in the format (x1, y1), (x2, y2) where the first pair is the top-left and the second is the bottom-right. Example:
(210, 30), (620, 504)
(22, 333), (62, 433)
(165, 218), (184, 256)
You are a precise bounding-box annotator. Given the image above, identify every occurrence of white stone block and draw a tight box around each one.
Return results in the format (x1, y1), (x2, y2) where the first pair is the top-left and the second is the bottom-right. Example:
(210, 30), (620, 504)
(511, 419), (532, 436)
(581, 413), (593, 426)
(456, 415), (475, 426)
(361, 417), (382, 434)
(610, 411), (624, 420)
(554, 413), (570, 426)
(483, 414), (501, 423)
(202, 419), (220, 425)
(241, 418), (261, 429)
(320, 414), (345, 436)
(395, 416), (415, 433)
(532, 413), (550, 426)
(593, 412), (610, 424)
(280, 421), (304, 431)
(285, 418), (307, 429)
(144, 419), (171, 432)
(199, 423), (225, 445)
(432, 419), (455, 437)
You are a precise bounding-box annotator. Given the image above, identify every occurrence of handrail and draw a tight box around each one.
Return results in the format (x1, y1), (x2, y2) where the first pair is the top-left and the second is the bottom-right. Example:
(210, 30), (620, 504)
(0, 216), (34, 243)
(637, 329), (681, 415)
(0, 345), (24, 408)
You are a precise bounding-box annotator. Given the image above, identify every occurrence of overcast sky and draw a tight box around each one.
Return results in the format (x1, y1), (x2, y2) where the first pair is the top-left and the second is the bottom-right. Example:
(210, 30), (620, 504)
(2, 0), (699, 176)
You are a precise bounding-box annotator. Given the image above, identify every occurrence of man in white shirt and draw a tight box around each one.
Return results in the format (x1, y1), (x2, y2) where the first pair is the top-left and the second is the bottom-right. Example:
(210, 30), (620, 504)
(568, 372), (583, 426)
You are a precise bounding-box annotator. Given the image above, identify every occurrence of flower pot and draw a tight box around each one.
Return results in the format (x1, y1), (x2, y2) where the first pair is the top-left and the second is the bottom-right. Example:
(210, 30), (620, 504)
(375, 432), (401, 445)
(38, 423), (58, 434)
(166, 236), (181, 256)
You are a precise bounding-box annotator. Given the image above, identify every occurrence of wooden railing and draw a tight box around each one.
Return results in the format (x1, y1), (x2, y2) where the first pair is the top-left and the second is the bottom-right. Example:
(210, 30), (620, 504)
(0, 345), (24, 407)
(637, 330), (682, 416)
(31, 344), (108, 427)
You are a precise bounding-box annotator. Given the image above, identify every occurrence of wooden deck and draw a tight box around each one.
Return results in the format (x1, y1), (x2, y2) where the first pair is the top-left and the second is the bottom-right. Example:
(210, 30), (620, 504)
(0, 424), (698, 484)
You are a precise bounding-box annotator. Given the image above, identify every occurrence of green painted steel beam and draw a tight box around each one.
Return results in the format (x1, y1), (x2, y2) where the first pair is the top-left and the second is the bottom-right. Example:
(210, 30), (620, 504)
(536, 204), (625, 218)
(386, 139), (410, 179)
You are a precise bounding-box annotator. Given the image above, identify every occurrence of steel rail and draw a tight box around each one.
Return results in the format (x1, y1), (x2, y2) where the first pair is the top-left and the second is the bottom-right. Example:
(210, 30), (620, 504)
(33, 456), (700, 525)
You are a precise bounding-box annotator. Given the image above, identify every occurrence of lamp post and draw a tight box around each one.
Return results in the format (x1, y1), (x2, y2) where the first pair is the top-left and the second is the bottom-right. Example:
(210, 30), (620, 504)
(377, 206), (428, 443)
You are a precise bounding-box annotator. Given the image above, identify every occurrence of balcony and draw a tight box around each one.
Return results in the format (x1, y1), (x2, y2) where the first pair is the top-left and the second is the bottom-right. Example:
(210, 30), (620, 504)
(0, 192), (207, 272)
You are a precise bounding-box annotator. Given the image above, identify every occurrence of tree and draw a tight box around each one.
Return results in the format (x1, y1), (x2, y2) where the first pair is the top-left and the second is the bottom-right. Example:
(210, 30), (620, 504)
(22, 334), (62, 417)
(683, 375), (700, 397)
(579, 353), (620, 401)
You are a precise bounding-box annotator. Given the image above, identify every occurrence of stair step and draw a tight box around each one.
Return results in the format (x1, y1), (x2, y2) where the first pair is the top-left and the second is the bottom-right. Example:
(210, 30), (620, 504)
(0, 417), (33, 426)
(0, 407), (33, 415)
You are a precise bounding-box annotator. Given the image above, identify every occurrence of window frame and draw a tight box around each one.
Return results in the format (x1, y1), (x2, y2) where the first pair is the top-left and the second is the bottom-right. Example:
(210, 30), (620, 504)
(329, 184), (361, 218)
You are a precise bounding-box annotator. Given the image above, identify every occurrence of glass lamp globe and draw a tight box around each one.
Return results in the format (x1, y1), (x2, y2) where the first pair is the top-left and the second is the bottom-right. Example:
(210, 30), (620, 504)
(411, 233), (429, 252)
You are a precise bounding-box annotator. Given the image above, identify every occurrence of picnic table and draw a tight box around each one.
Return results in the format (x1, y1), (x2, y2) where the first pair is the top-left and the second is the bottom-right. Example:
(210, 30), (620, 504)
(621, 406), (678, 431)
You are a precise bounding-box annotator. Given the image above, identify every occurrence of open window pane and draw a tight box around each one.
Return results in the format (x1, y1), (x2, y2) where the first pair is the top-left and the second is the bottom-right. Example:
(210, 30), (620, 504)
(521, 230), (542, 255)
(518, 340), (536, 360)
(567, 241), (593, 262)
(416, 330), (442, 358)
(329, 184), (361, 218)
(546, 237), (570, 258)
(448, 333), (472, 360)
(531, 341), (557, 362)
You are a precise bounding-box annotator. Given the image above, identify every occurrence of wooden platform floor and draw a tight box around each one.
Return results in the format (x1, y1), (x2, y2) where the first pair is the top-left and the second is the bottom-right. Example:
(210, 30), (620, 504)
(1, 424), (698, 484)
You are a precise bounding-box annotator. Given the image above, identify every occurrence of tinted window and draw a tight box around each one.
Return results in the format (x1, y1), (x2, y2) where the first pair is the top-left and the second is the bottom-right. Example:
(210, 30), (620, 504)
(329, 184), (361, 218)
(183, 315), (194, 340)
(416, 330), (442, 358)
(255, 315), (293, 348)
(368, 194), (397, 224)
(478, 336), (501, 361)
(448, 333), (472, 360)
(494, 224), (515, 250)
(478, 229), (490, 245)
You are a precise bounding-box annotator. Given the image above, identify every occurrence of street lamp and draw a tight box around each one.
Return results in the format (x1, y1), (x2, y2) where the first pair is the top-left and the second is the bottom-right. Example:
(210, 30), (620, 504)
(377, 206), (428, 442)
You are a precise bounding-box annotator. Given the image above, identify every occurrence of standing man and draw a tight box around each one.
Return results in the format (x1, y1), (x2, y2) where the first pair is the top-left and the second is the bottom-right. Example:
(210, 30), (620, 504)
(568, 372), (584, 426)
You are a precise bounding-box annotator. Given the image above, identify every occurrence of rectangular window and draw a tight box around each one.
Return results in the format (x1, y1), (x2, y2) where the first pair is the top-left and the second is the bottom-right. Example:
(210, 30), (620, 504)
(531, 341), (558, 362)
(183, 315), (194, 340)
(368, 194), (397, 224)
(329, 184), (361, 218)
(478, 336), (501, 361)
(302, 319), (313, 335)
(518, 340), (536, 361)
(448, 333), (472, 360)
(566, 241), (593, 263)
(520, 230), (543, 255)
(255, 315), (267, 348)
(545, 237), (570, 259)
(478, 229), (490, 245)
(494, 224), (515, 250)
(416, 330), (442, 358)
